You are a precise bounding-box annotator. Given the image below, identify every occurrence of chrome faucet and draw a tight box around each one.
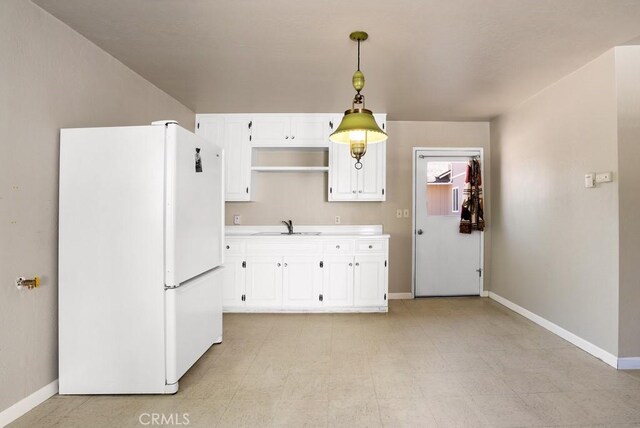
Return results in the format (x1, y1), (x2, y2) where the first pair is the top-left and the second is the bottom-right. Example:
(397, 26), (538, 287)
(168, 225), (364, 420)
(282, 219), (293, 235)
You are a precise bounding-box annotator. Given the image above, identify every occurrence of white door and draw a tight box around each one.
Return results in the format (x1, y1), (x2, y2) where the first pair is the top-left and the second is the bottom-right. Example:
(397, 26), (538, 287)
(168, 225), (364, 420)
(221, 255), (245, 308)
(357, 141), (386, 201)
(322, 256), (354, 307)
(282, 256), (323, 308)
(166, 124), (223, 287)
(251, 115), (290, 146)
(414, 151), (482, 296)
(222, 117), (252, 201)
(353, 255), (387, 306)
(289, 114), (330, 147)
(245, 256), (283, 308)
(329, 142), (358, 200)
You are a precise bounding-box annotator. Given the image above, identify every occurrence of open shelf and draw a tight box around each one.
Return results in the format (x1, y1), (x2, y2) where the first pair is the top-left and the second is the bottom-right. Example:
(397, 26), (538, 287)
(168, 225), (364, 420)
(251, 166), (329, 173)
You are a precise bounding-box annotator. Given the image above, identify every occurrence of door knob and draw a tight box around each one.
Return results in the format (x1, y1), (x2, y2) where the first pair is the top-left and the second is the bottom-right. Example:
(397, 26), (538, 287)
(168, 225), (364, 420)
(417, 229), (424, 235)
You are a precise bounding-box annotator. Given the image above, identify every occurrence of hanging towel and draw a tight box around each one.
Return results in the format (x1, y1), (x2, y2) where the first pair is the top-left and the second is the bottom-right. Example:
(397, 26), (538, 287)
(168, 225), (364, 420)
(460, 159), (485, 233)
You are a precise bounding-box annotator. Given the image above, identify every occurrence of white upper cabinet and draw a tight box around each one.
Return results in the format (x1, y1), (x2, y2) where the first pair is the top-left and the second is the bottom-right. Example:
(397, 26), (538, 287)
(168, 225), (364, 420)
(251, 114), (332, 147)
(329, 114), (386, 201)
(196, 114), (252, 202)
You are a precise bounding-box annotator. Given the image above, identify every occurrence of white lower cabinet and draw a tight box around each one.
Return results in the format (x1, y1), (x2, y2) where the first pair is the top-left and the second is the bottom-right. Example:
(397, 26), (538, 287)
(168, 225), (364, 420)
(245, 256), (282, 308)
(221, 255), (245, 307)
(223, 236), (388, 312)
(322, 256), (354, 307)
(354, 255), (387, 306)
(283, 255), (323, 308)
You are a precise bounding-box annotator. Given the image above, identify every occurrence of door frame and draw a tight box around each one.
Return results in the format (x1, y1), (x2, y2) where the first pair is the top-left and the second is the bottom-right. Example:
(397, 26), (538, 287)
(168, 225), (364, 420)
(411, 147), (485, 298)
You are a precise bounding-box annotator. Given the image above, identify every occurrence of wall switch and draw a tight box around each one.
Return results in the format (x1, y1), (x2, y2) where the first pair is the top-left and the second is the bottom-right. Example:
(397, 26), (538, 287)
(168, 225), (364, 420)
(585, 173), (595, 188)
(334, 215), (341, 224)
(596, 172), (613, 183)
(396, 209), (402, 218)
(233, 215), (241, 225)
(403, 209), (410, 218)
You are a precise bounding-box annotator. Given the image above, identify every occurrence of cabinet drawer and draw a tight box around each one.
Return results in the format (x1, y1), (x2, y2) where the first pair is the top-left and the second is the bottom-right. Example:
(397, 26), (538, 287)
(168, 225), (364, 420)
(356, 240), (387, 253)
(323, 240), (355, 254)
(224, 240), (245, 256)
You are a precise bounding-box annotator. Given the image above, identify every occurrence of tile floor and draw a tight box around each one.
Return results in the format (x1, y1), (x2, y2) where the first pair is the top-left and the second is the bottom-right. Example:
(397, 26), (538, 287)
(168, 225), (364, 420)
(10, 298), (640, 427)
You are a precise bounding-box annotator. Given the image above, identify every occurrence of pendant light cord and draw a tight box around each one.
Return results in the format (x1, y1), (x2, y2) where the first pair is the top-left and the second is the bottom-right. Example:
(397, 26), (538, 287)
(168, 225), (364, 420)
(357, 40), (361, 71)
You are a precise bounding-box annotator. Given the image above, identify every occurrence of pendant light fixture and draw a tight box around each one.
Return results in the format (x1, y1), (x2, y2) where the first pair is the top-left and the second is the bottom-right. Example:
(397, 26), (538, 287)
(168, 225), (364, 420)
(330, 31), (388, 170)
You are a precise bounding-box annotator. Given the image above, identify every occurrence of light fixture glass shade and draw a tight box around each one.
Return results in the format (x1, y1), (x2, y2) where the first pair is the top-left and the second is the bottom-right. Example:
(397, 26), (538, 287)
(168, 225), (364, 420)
(329, 108), (388, 145)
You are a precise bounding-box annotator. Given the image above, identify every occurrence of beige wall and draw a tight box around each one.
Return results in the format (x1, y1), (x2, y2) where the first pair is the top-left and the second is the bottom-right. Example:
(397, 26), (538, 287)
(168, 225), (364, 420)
(490, 50), (620, 355)
(226, 121), (491, 295)
(615, 46), (640, 357)
(0, 0), (193, 413)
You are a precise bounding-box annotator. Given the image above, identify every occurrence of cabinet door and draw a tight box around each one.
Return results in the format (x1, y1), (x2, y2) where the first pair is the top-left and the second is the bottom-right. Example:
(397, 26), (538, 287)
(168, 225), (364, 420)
(353, 255), (387, 307)
(357, 141), (386, 201)
(290, 114), (331, 147)
(221, 256), (245, 309)
(251, 115), (290, 146)
(282, 255), (323, 308)
(329, 141), (358, 201)
(196, 116), (224, 148)
(322, 256), (354, 307)
(245, 256), (283, 308)
(223, 117), (252, 201)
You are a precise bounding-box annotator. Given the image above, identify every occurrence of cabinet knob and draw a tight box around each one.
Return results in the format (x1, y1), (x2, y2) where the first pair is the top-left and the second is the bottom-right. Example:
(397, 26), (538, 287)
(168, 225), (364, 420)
(291, 136), (295, 139)
(368, 245), (373, 249)
(352, 190), (356, 194)
(336, 245), (340, 249)
(358, 190), (363, 193)
(285, 136), (289, 139)
(277, 263), (281, 267)
(226, 245), (230, 249)
(284, 263), (288, 267)
(355, 262), (360, 266)
(349, 263), (353, 267)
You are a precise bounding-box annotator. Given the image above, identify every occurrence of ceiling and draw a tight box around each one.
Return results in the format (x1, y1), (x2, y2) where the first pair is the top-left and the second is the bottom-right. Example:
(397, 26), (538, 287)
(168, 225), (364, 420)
(34, 0), (640, 121)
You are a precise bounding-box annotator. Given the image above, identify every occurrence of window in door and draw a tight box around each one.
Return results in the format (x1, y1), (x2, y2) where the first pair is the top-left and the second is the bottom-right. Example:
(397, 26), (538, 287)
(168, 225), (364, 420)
(426, 161), (467, 216)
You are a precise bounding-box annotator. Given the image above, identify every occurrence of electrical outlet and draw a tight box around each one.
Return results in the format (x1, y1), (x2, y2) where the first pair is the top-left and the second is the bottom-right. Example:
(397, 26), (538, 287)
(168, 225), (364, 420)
(403, 209), (410, 218)
(596, 172), (613, 183)
(396, 209), (402, 218)
(334, 216), (341, 224)
(233, 215), (241, 225)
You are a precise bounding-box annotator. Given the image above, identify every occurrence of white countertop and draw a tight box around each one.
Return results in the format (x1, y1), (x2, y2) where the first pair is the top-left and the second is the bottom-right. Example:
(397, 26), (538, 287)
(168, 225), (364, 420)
(225, 224), (389, 238)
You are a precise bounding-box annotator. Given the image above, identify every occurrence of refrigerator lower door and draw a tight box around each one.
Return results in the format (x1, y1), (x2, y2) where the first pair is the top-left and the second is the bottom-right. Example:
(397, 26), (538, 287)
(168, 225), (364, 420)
(165, 267), (223, 385)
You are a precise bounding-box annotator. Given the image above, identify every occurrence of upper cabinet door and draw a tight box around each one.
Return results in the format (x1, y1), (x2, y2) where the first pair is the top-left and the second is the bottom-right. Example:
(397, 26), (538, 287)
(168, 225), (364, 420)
(329, 140), (358, 201)
(357, 141), (386, 201)
(250, 115), (290, 147)
(222, 116), (252, 201)
(289, 114), (331, 147)
(196, 115), (252, 202)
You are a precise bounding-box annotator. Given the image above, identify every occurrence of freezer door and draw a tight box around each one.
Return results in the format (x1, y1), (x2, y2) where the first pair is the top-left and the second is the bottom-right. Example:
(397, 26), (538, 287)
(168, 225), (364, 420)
(165, 267), (223, 385)
(165, 124), (224, 286)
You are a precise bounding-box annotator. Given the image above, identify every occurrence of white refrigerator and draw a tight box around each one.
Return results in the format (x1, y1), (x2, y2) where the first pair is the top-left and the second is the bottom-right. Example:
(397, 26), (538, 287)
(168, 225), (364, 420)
(58, 121), (224, 394)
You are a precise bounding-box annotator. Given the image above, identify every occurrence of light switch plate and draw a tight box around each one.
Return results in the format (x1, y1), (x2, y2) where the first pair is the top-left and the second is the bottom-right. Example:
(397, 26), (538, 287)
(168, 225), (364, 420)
(403, 209), (410, 218)
(396, 209), (402, 218)
(585, 173), (595, 188)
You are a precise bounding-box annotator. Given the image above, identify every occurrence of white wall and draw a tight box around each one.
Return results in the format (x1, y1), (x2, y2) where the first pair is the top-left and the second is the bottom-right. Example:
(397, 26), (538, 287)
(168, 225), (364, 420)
(490, 50), (620, 354)
(226, 121), (491, 294)
(615, 46), (640, 358)
(0, 0), (194, 413)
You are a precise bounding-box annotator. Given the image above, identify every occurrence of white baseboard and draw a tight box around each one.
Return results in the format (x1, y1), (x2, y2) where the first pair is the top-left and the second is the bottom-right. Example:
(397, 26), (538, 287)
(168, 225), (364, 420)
(488, 292), (619, 369)
(0, 379), (58, 427)
(618, 357), (640, 370)
(388, 292), (413, 300)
